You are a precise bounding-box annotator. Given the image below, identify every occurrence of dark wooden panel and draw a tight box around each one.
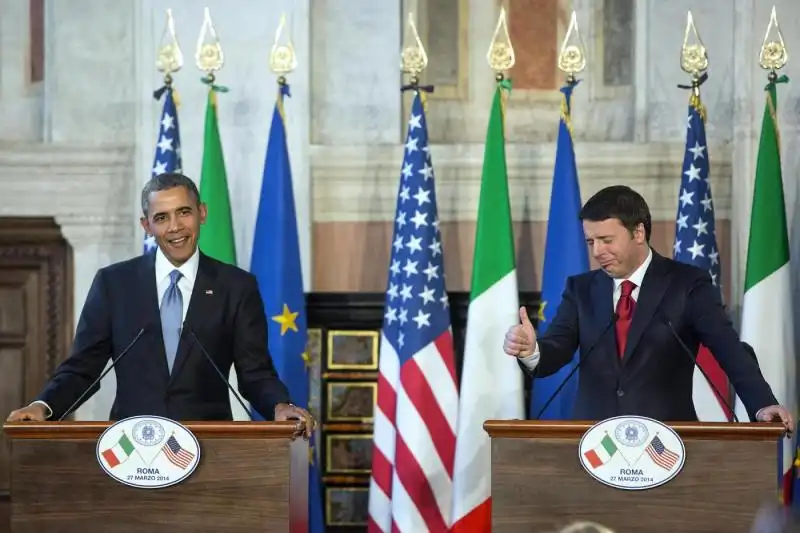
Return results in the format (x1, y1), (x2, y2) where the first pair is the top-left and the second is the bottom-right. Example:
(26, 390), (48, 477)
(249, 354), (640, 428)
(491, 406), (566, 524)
(0, 217), (73, 533)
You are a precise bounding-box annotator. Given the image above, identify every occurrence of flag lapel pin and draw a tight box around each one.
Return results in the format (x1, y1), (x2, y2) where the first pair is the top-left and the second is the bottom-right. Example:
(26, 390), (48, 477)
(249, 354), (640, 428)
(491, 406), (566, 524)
(205, 289), (213, 295)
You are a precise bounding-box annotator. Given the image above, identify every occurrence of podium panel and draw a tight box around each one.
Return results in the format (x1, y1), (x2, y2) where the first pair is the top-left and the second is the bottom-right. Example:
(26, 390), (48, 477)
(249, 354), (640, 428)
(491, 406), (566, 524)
(4, 421), (308, 533)
(486, 420), (784, 533)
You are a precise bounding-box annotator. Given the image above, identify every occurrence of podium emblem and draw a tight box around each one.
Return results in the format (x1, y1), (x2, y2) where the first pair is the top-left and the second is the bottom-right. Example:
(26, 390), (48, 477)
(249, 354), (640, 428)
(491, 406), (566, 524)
(96, 415), (201, 489)
(578, 415), (686, 491)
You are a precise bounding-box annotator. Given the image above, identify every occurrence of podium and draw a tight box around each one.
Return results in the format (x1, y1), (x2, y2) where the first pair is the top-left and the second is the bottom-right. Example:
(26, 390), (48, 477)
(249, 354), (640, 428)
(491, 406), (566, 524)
(485, 420), (785, 533)
(3, 421), (308, 533)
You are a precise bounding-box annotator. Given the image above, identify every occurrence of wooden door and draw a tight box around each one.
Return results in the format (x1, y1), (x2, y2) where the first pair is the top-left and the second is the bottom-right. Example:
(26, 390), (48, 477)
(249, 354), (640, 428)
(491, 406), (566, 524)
(0, 218), (72, 533)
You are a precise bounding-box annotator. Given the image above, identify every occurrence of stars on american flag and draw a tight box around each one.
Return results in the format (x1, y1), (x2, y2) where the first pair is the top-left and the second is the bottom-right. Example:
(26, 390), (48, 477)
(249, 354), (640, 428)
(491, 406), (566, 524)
(673, 104), (721, 289)
(144, 87), (183, 253)
(382, 95), (450, 363)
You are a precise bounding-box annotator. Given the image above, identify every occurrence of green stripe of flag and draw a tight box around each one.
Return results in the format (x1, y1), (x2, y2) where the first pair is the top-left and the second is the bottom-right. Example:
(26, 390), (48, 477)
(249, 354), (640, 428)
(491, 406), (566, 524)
(470, 85), (515, 300)
(744, 83), (790, 292)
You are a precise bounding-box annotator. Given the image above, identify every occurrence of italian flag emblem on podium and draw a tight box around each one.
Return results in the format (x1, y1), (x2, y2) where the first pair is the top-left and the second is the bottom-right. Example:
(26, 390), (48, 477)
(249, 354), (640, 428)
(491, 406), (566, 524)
(583, 434), (618, 469)
(101, 433), (136, 468)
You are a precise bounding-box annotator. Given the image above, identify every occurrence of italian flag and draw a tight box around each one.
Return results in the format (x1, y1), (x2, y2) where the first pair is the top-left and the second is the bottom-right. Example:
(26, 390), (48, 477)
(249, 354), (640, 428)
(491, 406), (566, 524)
(451, 81), (525, 533)
(583, 434), (618, 469)
(101, 433), (136, 468)
(734, 80), (795, 499)
(198, 88), (237, 265)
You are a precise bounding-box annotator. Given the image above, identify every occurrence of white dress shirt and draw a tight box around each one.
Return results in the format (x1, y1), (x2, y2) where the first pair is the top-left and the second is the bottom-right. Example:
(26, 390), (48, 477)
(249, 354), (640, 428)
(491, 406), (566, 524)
(155, 245), (200, 323)
(519, 248), (653, 371)
(34, 247), (201, 419)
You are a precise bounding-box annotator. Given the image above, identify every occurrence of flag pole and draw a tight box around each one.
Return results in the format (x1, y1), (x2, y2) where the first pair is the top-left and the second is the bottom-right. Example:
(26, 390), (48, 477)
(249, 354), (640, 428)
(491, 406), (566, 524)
(753, 5), (793, 505)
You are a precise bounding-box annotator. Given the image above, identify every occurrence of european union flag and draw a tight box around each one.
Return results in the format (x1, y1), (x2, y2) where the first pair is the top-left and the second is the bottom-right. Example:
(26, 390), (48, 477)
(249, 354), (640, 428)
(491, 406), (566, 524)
(249, 83), (324, 532)
(529, 83), (590, 419)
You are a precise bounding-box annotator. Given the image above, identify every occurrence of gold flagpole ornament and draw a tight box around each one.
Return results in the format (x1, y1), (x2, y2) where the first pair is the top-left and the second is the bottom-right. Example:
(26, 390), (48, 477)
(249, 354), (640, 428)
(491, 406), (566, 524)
(759, 6), (787, 81)
(558, 11), (586, 85)
(680, 11), (708, 116)
(487, 7), (515, 81)
(400, 12), (428, 86)
(196, 7), (224, 83)
(270, 13), (297, 85)
(156, 8), (183, 86)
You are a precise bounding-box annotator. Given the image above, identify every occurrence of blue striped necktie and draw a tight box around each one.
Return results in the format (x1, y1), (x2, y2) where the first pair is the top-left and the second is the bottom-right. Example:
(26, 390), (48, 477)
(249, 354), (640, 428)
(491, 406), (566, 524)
(160, 270), (183, 374)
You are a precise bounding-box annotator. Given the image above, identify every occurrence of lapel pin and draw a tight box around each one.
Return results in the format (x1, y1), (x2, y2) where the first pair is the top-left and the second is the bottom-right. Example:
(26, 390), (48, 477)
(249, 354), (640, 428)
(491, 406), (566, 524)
(205, 289), (213, 295)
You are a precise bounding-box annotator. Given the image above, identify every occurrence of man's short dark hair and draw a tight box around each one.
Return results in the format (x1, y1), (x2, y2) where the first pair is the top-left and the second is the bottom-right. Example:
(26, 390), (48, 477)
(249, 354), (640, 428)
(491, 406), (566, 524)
(579, 185), (652, 242)
(141, 172), (201, 215)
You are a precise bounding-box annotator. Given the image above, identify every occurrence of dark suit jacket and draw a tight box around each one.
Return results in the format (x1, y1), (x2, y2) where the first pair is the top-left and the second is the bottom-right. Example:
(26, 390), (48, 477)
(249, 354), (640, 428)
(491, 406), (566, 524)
(523, 251), (777, 422)
(37, 251), (291, 421)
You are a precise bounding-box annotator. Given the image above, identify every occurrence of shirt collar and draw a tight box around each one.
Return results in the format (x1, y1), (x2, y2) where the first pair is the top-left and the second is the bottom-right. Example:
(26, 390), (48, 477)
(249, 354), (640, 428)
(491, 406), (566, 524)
(613, 247), (653, 291)
(155, 245), (200, 286)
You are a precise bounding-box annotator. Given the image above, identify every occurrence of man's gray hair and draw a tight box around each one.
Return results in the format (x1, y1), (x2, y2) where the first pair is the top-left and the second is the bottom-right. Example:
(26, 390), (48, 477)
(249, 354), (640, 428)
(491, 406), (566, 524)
(141, 172), (201, 215)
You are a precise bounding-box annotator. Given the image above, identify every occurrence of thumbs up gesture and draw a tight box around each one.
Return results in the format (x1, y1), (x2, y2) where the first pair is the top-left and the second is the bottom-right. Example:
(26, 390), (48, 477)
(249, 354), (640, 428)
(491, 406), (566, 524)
(503, 306), (537, 358)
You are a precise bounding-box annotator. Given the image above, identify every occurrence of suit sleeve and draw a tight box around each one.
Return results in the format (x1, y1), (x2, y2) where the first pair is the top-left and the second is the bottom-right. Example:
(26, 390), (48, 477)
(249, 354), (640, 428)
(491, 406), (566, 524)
(232, 275), (291, 420)
(686, 272), (778, 420)
(35, 270), (113, 419)
(523, 276), (581, 378)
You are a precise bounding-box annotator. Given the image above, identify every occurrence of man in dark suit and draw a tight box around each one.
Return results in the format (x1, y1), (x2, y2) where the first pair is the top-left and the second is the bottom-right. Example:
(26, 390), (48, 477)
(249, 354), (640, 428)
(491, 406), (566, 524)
(503, 185), (792, 430)
(7, 172), (313, 436)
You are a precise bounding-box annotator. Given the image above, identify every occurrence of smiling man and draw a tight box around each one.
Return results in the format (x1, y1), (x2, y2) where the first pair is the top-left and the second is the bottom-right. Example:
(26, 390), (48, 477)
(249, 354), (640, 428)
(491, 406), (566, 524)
(7, 173), (313, 436)
(503, 185), (792, 432)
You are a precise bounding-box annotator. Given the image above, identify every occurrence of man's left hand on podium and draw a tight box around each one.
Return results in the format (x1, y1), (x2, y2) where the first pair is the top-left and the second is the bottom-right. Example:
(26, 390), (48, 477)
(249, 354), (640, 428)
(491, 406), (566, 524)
(275, 403), (316, 440)
(756, 404), (794, 436)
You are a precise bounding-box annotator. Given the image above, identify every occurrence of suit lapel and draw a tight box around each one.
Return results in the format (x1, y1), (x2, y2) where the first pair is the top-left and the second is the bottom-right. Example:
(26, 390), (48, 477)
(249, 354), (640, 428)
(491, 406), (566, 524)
(138, 252), (171, 380)
(168, 253), (219, 384)
(590, 271), (618, 366)
(621, 252), (671, 364)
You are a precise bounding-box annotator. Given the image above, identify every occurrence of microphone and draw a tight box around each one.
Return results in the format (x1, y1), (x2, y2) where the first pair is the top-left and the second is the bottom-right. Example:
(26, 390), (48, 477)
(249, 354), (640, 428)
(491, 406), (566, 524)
(184, 325), (253, 420)
(660, 315), (739, 423)
(58, 326), (149, 421)
(533, 314), (619, 420)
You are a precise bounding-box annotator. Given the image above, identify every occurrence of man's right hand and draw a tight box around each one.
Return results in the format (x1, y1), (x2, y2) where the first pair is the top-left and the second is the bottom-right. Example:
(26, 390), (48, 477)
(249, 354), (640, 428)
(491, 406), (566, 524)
(6, 403), (47, 422)
(503, 306), (537, 358)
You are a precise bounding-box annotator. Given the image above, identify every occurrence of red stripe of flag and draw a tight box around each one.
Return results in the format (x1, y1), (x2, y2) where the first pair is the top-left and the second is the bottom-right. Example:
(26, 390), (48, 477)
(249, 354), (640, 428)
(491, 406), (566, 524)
(434, 333), (457, 384)
(696, 345), (732, 419)
(394, 434), (448, 531)
(399, 353), (456, 476)
(451, 498), (492, 533)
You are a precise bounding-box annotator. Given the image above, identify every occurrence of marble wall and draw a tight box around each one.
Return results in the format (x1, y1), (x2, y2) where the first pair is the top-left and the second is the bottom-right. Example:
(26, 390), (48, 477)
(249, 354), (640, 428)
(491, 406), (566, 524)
(1, 0), (800, 420)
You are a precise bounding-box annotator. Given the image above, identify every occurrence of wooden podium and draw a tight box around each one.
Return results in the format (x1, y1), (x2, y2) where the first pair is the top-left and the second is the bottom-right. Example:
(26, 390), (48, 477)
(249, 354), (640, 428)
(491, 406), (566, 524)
(3, 421), (308, 533)
(485, 420), (785, 533)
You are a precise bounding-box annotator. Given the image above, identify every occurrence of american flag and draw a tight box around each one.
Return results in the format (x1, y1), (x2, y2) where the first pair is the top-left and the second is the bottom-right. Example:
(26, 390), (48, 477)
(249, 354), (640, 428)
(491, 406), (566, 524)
(672, 97), (731, 421)
(645, 435), (680, 470)
(162, 435), (195, 470)
(144, 86), (183, 253)
(368, 92), (459, 532)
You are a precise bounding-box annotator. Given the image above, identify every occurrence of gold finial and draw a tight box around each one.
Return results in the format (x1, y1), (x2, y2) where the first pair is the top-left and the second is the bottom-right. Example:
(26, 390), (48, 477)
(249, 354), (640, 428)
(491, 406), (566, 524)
(270, 13), (297, 78)
(195, 7), (224, 76)
(759, 6), (787, 75)
(400, 12), (428, 82)
(156, 9), (183, 80)
(487, 7), (515, 79)
(558, 11), (586, 83)
(680, 11), (708, 79)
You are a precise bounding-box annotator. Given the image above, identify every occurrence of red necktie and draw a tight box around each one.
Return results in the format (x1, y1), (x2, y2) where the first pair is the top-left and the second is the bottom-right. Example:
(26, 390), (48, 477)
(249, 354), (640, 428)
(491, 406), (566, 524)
(615, 280), (637, 359)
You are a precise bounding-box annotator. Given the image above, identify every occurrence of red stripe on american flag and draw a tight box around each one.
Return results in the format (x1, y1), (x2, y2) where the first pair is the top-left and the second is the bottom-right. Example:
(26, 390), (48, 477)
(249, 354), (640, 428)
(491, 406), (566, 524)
(399, 351), (456, 476)
(394, 433), (448, 531)
(434, 332), (457, 384)
(371, 446), (394, 499)
(696, 345), (732, 419)
(377, 373), (397, 421)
